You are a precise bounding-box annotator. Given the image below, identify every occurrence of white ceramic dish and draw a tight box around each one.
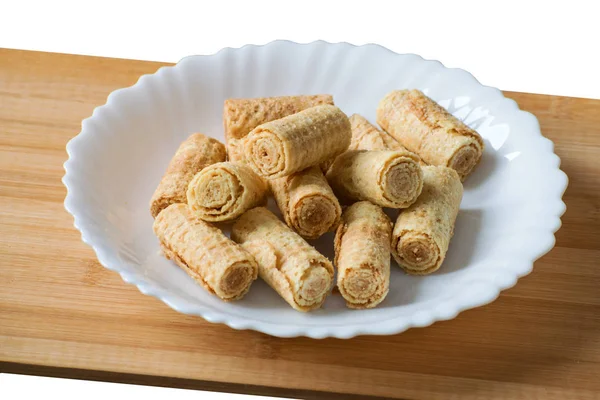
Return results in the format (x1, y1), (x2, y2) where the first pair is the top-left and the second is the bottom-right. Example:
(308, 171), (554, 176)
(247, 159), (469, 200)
(63, 40), (568, 338)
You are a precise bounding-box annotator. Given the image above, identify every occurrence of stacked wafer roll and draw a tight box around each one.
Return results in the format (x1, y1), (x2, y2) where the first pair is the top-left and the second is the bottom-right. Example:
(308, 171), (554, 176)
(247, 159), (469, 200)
(232, 207), (334, 312)
(153, 204), (258, 300)
(223, 94), (334, 162)
(244, 104), (351, 179)
(150, 133), (226, 218)
(149, 88), (479, 311)
(326, 114), (424, 209)
(320, 114), (409, 173)
(392, 166), (463, 275)
(348, 114), (408, 152)
(377, 89), (484, 180)
(224, 95), (334, 143)
(335, 201), (392, 309)
(225, 97), (348, 239)
(150, 132), (266, 300)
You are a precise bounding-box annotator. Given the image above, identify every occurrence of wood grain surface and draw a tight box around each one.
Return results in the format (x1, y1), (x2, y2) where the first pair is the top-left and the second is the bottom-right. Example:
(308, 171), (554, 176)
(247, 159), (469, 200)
(1, 48), (599, 400)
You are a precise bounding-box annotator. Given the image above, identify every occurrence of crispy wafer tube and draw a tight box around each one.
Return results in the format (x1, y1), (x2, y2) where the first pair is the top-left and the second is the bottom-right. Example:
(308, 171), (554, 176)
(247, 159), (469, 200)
(392, 166), (463, 275)
(225, 138), (270, 189)
(150, 133), (226, 218)
(226, 138), (246, 162)
(153, 204), (258, 300)
(376, 89), (484, 180)
(327, 150), (423, 208)
(232, 207), (334, 312)
(334, 201), (392, 309)
(270, 166), (341, 239)
(223, 94), (334, 141)
(349, 114), (408, 152)
(320, 114), (410, 174)
(186, 162), (268, 222)
(244, 105), (351, 179)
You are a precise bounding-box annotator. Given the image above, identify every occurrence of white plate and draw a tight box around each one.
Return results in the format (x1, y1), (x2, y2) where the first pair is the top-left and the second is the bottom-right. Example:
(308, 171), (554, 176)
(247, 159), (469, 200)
(63, 40), (568, 338)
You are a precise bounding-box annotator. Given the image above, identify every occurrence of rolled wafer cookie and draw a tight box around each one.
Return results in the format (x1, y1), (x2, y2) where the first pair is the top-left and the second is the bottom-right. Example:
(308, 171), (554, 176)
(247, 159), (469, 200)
(320, 114), (413, 174)
(244, 105), (351, 179)
(349, 114), (408, 152)
(226, 138), (246, 163)
(187, 162), (268, 222)
(224, 135), (270, 189)
(326, 149), (423, 208)
(270, 166), (341, 239)
(225, 95), (333, 165)
(334, 201), (392, 309)
(153, 204), (258, 300)
(232, 207), (334, 312)
(392, 166), (463, 275)
(150, 133), (226, 218)
(223, 94), (334, 141)
(376, 89), (484, 180)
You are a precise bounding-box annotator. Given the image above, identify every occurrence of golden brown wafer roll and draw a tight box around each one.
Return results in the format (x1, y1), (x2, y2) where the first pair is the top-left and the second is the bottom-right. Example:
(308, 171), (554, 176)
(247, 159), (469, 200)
(244, 105), (351, 179)
(326, 150), (423, 208)
(334, 201), (392, 309)
(231, 207), (334, 312)
(153, 204), (258, 300)
(223, 94), (334, 141)
(186, 162), (268, 222)
(376, 89), (484, 180)
(150, 133), (226, 218)
(225, 138), (271, 195)
(270, 166), (341, 239)
(349, 114), (408, 152)
(226, 138), (246, 163)
(320, 114), (410, 174)
(392, 166), (463, 275)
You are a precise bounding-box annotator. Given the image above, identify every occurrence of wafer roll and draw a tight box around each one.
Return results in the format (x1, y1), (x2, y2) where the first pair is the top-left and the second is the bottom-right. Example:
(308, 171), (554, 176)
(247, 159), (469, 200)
(226, 138), (246, 163)
(349, 114), (408, 152)
(320, 114), (409, 174)
(334, 201), (392, 309)
(327, 150), (423, 208)
(224, 94), (334, 141)
(153, 204), (258, 300)
(224, 95), (333, 164)
(270, 166), (341, 239)
(186, 162), (268, 222)
(392, 166), (463, 275)
(377, 89), (484, 180)
(224, 137), (270, 189)
(321, 114), (425, 173)
(232, 207), (334, 312)
(244, 105), (351, 179)
(150, 133), (226, 218)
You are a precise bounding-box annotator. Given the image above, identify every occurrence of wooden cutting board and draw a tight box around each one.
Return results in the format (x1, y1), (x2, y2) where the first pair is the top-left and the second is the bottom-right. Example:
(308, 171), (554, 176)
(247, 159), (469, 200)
(1, 48), (599, 400)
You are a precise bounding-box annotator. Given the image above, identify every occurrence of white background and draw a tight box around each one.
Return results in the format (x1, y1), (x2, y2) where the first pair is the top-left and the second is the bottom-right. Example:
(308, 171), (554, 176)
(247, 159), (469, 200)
(1, 0), (598, 399)
(2, 0), (599, 99)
